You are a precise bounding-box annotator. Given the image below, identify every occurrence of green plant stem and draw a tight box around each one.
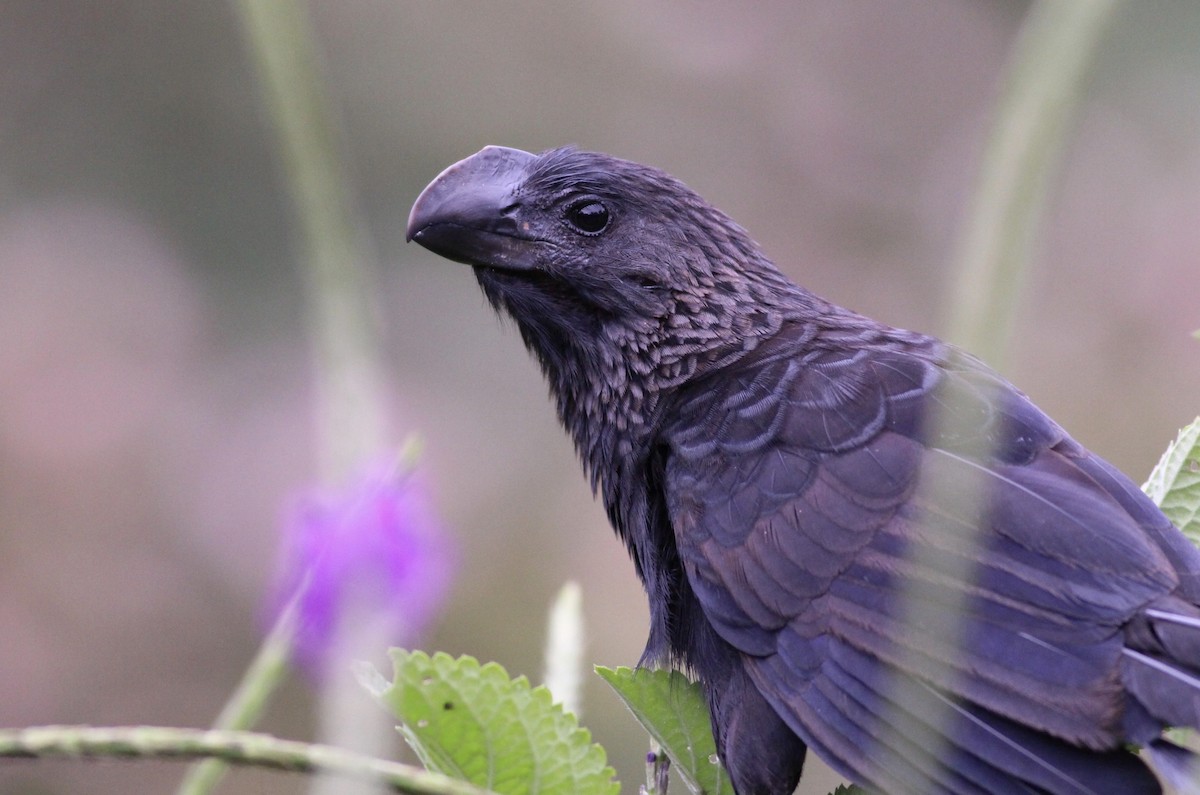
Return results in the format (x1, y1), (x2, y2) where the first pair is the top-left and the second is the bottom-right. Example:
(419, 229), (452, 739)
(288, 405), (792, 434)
(947, 0), (1119, 365)
(175, 596), (299, 795)
(645, 740), (669, 795)
(875, 4), (1119, 788)
(1, 725), (494, 795)
(235, 0), (389, 483)
(180, 3), (391, 791)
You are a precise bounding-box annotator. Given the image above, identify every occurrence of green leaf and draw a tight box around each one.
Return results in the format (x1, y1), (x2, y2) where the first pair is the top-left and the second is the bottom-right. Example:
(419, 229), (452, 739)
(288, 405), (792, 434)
(361, 650), (618, 795)
(1143, 417), (1200, 545)
(828, 786), (870, 795)
(595, 666), (733, 795)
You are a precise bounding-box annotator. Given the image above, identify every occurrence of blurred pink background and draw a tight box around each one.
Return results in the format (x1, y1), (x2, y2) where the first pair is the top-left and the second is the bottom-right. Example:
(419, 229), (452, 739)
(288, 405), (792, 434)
(2, 3), (1199, 793)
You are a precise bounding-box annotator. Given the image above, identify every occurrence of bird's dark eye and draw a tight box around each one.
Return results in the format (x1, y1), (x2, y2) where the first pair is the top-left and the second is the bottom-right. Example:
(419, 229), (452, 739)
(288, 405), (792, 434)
(564, 199), (610, 235)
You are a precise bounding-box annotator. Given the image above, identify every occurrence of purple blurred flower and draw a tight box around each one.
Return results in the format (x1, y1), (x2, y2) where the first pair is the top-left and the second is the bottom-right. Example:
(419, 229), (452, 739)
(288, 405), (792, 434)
(269, 458), (455, 677)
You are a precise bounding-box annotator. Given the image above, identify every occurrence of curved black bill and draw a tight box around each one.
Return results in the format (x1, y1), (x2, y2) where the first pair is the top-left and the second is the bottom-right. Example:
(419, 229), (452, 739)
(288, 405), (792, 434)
(406, 146), (538, 270)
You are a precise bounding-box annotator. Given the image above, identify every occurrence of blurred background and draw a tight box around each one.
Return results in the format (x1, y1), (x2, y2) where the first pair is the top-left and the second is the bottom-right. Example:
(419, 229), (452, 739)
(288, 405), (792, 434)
(2, 2), (1199, 793)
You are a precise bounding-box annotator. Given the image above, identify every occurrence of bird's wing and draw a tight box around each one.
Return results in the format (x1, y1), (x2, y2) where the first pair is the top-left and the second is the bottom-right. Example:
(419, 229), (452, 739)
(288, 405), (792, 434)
(662, 329), (1172, 794)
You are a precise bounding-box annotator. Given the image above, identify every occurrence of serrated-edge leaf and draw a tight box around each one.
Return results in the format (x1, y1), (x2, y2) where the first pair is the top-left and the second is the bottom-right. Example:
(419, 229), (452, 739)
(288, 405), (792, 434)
(596, 666), (733, 795)
(365, 649), (618, 795)
(829, 785), (870, 795)
(1143, 417), (1200, 545)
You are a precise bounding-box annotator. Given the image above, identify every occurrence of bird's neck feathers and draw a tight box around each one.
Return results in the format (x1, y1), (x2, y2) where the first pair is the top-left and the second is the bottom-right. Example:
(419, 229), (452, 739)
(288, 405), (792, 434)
(484, 250), (828, 504)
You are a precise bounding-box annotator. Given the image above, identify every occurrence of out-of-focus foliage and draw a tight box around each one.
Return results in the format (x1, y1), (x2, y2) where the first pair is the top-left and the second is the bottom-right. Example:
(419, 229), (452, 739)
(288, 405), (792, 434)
(4, 4), (1200, 793)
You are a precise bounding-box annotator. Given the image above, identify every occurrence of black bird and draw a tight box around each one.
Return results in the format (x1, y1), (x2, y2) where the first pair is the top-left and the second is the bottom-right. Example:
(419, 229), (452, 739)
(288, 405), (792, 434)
(407, 145), (1200, 795)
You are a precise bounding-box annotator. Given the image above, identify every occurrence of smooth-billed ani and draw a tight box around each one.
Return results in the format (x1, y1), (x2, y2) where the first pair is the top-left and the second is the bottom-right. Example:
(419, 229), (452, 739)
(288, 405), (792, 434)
(407, 145), (1200, 795)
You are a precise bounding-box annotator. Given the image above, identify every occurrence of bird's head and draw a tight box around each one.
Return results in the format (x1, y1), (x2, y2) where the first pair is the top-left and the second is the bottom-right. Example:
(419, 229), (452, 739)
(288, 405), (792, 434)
(407, 146), (801, 385)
